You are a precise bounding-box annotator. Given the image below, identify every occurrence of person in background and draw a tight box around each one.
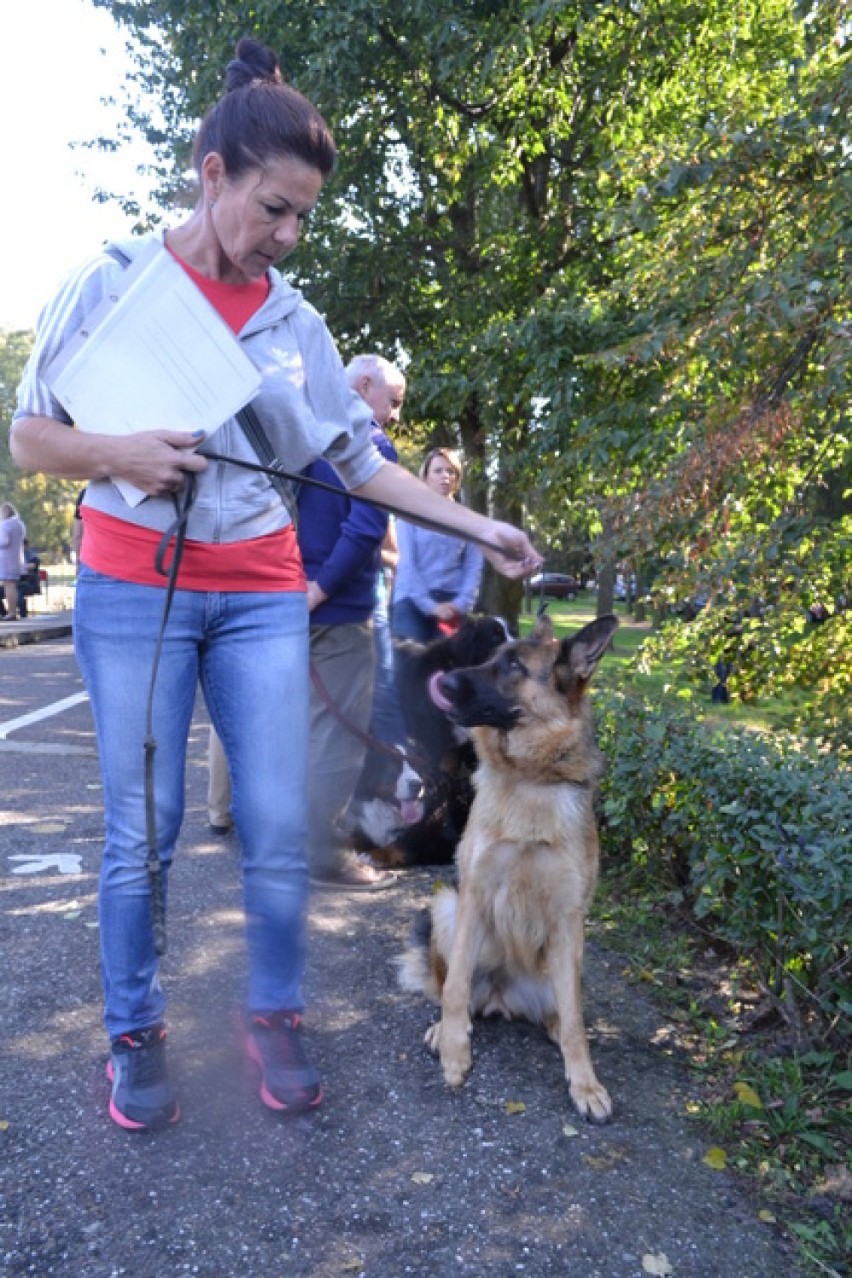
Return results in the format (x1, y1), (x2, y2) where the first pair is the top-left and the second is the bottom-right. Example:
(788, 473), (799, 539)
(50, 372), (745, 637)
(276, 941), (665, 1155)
(391, 447), (484, 644)
(298, 358), (404, 889)
(345, 355), (409, 751)
(11, 38), (542, 1134)
(17, 540), (42, 619)
(369, 516), (406, 745)
(0, 502), (26, 621)
(206, 727), (235, 835)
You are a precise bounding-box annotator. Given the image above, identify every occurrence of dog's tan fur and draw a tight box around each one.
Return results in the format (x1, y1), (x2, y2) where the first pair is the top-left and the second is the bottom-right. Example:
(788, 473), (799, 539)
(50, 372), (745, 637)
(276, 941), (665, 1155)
(398, 613), (618, 1122)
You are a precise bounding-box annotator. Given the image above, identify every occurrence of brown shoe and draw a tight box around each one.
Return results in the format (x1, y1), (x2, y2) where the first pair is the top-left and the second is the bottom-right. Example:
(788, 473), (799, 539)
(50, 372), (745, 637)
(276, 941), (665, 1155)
(310, 854), (397, 892)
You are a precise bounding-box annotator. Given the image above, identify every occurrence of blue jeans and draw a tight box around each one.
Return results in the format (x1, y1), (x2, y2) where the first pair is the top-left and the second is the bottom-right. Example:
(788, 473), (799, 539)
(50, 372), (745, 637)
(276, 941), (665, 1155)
(74, 566), (310, 1039)
(390, 596), (441, 645)
(370, 576), (409, 746)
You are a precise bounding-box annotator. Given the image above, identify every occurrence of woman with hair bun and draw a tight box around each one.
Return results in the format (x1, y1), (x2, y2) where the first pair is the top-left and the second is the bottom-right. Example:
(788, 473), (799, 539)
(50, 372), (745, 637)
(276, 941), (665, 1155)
(11, 38), (542, 1133)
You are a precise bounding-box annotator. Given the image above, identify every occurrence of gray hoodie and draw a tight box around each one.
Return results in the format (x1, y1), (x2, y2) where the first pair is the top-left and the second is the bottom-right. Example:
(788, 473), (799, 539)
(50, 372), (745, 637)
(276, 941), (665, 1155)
(14, 234), (383, 545)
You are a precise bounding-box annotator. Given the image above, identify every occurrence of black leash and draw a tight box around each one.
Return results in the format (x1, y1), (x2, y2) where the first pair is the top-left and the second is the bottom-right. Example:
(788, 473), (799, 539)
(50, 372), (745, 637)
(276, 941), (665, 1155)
(200, 443), (530, 563)
(143, 474), (197, 956)
(232, 404), (299, 524)
(308, 663), (432, 777)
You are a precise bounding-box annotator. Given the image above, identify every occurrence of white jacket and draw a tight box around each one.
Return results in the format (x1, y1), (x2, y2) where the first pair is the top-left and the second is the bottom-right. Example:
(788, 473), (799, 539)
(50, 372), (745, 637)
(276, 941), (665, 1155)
(14, 233), (383, 544)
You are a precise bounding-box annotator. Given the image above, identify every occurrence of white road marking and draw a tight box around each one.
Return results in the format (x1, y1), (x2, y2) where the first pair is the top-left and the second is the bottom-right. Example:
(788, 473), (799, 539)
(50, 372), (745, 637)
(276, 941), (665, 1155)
(0, 691), (89, 739)
(8, 853), (84, 876)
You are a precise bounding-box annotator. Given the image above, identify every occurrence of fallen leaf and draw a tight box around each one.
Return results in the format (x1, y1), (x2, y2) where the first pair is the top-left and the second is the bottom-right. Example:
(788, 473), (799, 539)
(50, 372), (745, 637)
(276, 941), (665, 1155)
(581, 1147), (628, 1171)
(411, 1172), (434, 1185)
(703, 1146), (728, 1170)
(734, 1081), (763, 1109)
(505, 1100), (526, 1115)
(562, 1123), (580, 1138)
(642, 1253), (673, 1276)
(758, 1209), (776, 1223)
(0, 1120), (9, 1131)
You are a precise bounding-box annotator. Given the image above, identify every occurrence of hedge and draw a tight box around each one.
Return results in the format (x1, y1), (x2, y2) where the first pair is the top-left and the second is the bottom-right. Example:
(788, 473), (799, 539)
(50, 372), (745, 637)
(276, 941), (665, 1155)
(593, 687), (851, 1041)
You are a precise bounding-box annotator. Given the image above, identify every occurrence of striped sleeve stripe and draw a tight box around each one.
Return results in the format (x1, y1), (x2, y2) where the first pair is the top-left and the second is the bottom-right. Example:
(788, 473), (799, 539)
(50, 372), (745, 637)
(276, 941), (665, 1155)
(14, 250), (117, 423)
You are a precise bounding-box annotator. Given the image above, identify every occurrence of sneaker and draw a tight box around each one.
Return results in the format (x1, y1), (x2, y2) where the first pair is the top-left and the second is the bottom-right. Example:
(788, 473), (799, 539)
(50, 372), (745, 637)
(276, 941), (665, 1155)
(310, 853), (397, 892)
(246, 1011), (323, 1114)
(106, 1025), (180, 1131)
(208, 820), (234, 836)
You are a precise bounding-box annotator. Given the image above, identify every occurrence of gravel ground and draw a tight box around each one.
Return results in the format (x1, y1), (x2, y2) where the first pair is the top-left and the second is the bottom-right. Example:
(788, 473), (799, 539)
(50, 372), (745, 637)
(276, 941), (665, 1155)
(0, 646), (802, 1277)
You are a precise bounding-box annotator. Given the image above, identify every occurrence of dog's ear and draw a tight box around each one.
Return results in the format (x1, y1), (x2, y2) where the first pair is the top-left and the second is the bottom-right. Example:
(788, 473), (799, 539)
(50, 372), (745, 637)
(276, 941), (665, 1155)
(554, 615), (618, 690)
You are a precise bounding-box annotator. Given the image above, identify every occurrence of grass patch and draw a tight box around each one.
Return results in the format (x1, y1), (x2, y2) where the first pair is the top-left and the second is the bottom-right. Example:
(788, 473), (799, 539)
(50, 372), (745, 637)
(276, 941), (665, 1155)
(520, 596), (648, 658)
(592, 881), (851, 1278)
(522, 597), (819, 737)
(520, 596), (850, 1275)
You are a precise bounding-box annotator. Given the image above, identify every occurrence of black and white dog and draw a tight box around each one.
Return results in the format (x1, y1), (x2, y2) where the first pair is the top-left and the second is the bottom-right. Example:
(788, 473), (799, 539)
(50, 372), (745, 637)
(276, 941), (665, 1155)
(344, 616), (510, 867)
(348, 748), (426, 849)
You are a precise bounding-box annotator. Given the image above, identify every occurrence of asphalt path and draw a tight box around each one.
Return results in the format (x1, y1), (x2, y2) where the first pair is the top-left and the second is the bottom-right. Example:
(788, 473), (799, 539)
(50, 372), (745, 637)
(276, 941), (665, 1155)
(0, 633), (802, 1277)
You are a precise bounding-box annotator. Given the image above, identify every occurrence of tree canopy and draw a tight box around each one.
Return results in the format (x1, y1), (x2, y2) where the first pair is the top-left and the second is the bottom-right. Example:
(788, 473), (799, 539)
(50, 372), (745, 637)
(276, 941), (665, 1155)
(6, 0), (848, 742)
(0, 330), (81, 556)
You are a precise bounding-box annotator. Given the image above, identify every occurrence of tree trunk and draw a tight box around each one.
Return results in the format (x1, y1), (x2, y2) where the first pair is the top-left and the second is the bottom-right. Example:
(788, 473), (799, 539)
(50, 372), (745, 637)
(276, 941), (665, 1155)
(458, 397), (524, 634)
(596, 561), (616, 617)
(594, 507), (617, 617)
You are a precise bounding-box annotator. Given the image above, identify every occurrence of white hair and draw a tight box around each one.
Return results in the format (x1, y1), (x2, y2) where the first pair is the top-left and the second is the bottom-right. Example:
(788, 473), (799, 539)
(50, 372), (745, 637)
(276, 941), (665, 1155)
(345, 353), (404, 388)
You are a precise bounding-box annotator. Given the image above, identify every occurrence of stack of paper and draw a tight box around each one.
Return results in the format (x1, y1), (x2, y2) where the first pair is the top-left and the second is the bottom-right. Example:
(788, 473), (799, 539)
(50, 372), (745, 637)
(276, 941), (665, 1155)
(46, 240), (262, 505)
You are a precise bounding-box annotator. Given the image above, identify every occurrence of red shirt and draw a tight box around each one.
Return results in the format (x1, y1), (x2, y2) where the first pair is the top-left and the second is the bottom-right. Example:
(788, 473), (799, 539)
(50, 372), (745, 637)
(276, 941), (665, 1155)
(82, 251), (305, 593)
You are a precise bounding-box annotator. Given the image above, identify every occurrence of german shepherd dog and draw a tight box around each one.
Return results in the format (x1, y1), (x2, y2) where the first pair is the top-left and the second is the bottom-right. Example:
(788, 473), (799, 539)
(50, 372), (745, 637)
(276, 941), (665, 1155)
(398, 612), (618, 1122)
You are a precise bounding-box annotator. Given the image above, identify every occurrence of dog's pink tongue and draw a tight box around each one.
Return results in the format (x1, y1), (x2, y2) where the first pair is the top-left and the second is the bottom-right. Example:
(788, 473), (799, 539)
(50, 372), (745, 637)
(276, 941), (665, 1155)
(428, 670), (455, 713)
(400, 798), (424, 825)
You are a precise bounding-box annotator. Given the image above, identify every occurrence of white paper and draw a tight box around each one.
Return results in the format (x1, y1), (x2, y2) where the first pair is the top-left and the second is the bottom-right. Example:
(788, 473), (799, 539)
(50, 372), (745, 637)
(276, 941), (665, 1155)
(45, 240), (262, 505)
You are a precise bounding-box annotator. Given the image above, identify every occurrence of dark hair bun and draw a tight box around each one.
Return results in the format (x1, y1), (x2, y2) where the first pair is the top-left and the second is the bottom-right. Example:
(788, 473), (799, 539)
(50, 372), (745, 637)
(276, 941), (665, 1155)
(225, 37), (282, 92)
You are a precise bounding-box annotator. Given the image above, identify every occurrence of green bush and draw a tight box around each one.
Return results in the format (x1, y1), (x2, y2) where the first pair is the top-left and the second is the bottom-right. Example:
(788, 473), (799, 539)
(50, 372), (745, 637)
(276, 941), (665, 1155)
(594, 687), (851, 1042)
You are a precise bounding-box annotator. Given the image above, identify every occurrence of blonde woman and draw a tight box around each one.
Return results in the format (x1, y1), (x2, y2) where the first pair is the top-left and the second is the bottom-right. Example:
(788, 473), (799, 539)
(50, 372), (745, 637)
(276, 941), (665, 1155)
(391, 447), (484, 643)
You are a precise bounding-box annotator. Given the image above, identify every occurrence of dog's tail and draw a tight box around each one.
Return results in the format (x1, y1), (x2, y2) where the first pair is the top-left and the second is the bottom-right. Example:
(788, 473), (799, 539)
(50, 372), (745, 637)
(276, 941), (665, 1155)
(396, 888), (457, 1004)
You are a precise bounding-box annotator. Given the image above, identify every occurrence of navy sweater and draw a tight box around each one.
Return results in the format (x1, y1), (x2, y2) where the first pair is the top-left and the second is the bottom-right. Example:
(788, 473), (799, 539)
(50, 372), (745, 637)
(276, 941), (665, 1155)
(297, 425), (397, 625)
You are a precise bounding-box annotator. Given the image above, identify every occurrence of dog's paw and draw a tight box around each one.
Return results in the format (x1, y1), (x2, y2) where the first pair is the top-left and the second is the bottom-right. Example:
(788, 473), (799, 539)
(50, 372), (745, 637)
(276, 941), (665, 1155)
(424, 1021), (442, 1055)
(441, 1052), (471, 1089)
(570, 1078), (613, 1124)
(439, 1031), (472, 1088)
(426, 1018), (472, 1085)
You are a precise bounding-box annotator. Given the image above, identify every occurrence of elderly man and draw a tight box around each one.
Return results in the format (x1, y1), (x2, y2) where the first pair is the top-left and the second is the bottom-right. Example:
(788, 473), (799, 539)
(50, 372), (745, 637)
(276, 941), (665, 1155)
(300, 354), (406, 888)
